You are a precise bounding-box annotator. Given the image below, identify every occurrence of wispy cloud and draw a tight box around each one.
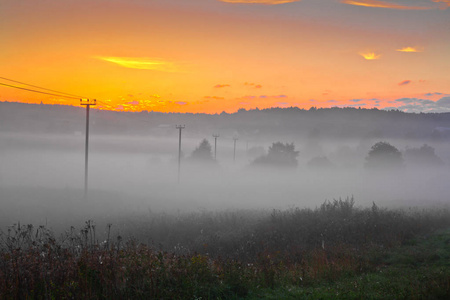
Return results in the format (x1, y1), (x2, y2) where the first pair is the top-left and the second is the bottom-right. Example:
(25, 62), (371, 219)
(424, 92), (444, 96)
(385, 96), (450, 113)
(219, 0), (300, 5)
(236, 94), (287, 101)
(396, 98), (434, 105)
(360, 52), (381, 60)
(214, 84), (231, 88)
(347, 103), (367, 107)
(245, 82), (262, 88)
(127, 101), (139, 105)
(259, 95), (286, 98)
(432, 0), (450, 9)
(341, 0), (434, 10)
(204, 96), (225, 100)
(396, 46), (423, 52)
(398, 80), (411, 86)
(97, 57), (182, 72)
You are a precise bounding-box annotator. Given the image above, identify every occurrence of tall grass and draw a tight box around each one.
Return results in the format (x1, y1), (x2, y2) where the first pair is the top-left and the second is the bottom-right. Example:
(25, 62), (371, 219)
(1, 198), (449, 299)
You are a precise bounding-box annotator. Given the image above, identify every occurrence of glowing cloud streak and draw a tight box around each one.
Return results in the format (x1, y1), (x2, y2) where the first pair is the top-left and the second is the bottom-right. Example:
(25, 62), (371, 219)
(219, 0), (300, 4)
(97, 57), (182, 72)
(360, 52), (381, 60)
(396, 47), (423, 52)
(214, 84), (231, 88)
(341, 0), (433, 10)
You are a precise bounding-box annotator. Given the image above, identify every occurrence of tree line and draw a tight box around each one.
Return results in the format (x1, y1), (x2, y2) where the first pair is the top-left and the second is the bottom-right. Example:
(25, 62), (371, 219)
(187, 139), (443, 170)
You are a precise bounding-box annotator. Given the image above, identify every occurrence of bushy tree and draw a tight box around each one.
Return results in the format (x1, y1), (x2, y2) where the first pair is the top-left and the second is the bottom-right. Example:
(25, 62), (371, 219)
(190, 139), (215, 163)
(252, 142), (299, 168)
(365, 141), (403, 169)
(404, 144), (443, 167)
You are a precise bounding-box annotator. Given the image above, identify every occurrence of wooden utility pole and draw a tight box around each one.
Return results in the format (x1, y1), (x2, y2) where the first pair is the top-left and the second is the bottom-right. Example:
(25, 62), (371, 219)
(233, 137), (238, 163)
(212, 134), (219, 160)
(176, 125), (185, 183)
(80, 99), (96, 199)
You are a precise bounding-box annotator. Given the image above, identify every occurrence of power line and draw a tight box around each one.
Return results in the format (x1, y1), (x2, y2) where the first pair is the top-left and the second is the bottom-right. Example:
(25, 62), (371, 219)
(0, 76), (151, 112)
(0, 76), (86, 99)
(176, 125), (185, 183)
(96, 100), (106, 105)
(0, 82), (81, 100)
(96, 100), (112, 107)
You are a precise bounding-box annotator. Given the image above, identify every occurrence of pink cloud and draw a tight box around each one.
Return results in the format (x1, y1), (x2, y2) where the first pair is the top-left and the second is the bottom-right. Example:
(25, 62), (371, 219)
(204, 96), (225, 100)
(398, 80), (411, 86)
(245, 82), (263, 88)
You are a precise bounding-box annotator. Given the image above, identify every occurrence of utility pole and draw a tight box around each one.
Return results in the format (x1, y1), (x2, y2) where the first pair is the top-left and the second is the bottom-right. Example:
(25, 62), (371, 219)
(80, 99), (96, 199)
(233, 137), (238, 163)
(212, 134), (219, 160)
(176, 125), (185, 183)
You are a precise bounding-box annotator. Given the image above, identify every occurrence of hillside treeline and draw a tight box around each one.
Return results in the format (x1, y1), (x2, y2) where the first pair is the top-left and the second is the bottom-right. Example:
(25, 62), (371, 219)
(1, 102), (450, 142)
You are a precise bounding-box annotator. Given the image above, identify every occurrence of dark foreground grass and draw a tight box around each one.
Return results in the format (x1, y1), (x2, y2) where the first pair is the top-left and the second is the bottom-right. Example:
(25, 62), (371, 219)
(247, 228), (450, 299)
(0, 198), (449, 299)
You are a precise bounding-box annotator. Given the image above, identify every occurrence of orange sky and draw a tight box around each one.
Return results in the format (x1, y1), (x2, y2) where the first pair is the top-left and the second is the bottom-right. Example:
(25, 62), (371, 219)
(0, 0), (449, 113)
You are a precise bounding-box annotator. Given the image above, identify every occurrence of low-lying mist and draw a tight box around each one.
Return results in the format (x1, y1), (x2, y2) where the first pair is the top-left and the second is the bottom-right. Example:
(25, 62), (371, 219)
(1, 132), (449, 234)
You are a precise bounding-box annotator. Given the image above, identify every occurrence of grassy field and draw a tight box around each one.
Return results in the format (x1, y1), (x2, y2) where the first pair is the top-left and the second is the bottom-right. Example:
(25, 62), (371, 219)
(1, 198), (449, 299)
(247, 228), (450, 299)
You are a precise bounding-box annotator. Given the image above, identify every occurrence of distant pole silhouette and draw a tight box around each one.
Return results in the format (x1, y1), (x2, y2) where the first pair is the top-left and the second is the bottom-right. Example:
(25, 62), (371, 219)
(176, 125), (185, 183)
(80, 99), (96, 199)
(233, 137), (238, 163)
(213, 134), (219, 160)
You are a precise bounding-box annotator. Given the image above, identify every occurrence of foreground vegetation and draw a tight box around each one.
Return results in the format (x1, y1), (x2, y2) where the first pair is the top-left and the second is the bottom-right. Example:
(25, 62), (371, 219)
(1, 198), (449, 299)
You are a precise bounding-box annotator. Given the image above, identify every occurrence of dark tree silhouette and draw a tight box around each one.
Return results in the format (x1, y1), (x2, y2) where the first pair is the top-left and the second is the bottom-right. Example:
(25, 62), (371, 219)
(404, 144), (443, 167)
(190, 139), (215, 162)
(365, 141), (403, 169)
(252, 142), (299, 167)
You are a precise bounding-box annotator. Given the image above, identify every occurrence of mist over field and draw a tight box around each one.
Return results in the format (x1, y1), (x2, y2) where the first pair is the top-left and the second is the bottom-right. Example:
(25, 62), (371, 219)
(2, 103), (450, 299)
(1, 104), (450, 234)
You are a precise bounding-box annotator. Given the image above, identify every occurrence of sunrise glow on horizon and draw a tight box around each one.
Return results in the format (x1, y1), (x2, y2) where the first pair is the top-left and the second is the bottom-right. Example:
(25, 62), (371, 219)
(1, 0), (449, 114)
